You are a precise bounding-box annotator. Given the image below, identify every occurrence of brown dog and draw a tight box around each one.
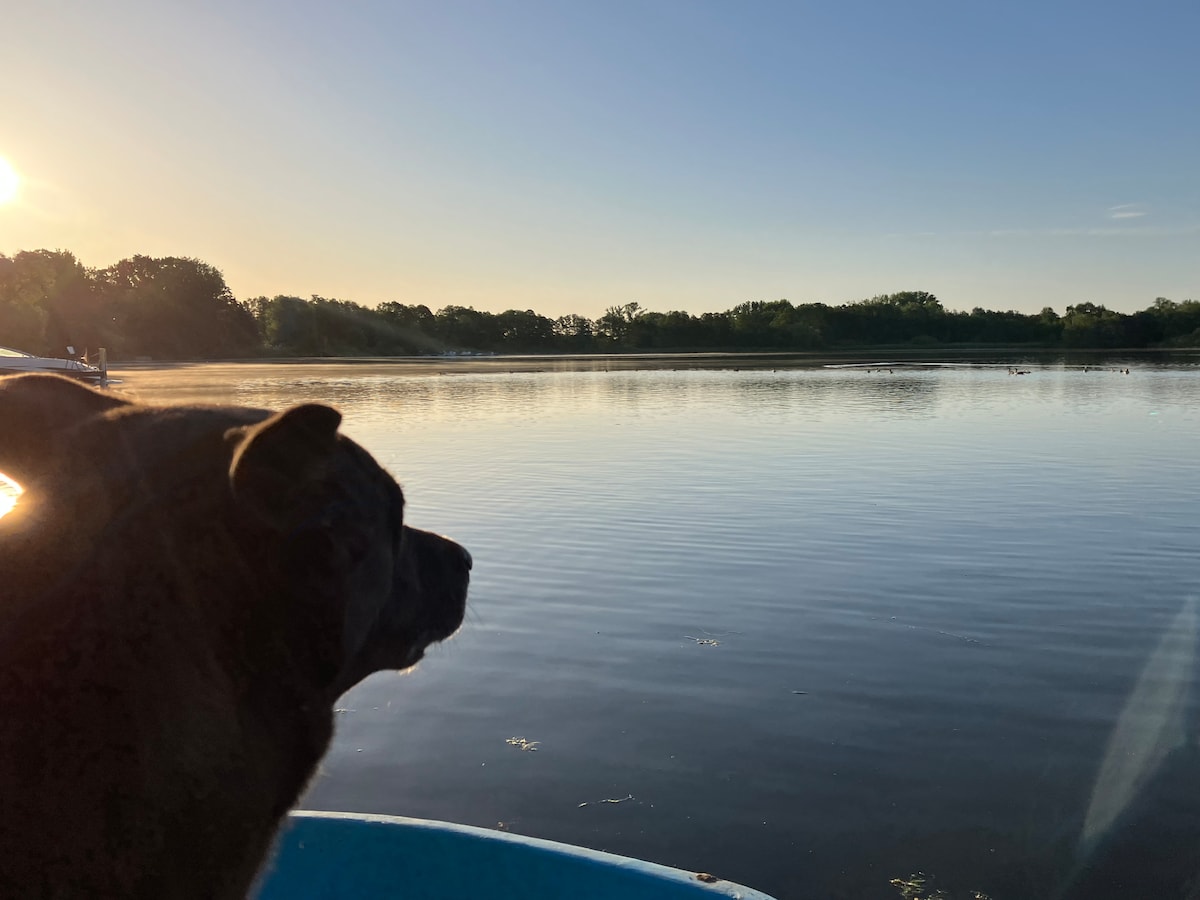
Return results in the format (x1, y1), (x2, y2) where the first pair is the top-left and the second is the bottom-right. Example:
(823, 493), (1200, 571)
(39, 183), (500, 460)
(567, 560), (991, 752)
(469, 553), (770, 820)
(0, 374), (470, 898)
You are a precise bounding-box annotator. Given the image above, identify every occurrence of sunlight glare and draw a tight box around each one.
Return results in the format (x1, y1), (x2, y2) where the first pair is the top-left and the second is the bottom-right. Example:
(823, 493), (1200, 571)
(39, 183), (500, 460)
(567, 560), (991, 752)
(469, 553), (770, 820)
(1079, 594), (1198, 856)
(0, 157), (19, 205)
(0, 473), (22, 518)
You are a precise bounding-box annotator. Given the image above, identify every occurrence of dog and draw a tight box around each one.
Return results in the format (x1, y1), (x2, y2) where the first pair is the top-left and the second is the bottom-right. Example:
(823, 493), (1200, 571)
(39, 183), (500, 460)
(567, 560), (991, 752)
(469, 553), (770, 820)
(0, 374), (470, 898)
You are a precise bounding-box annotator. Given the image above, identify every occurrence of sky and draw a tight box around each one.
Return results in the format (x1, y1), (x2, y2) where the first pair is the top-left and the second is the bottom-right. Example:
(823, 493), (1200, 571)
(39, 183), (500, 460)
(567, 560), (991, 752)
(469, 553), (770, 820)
(1, 0), (1197, 319)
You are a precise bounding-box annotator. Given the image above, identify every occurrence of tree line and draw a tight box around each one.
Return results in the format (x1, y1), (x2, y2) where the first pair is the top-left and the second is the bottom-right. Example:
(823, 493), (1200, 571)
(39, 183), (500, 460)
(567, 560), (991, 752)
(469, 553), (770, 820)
(2, 249), (1198, 360)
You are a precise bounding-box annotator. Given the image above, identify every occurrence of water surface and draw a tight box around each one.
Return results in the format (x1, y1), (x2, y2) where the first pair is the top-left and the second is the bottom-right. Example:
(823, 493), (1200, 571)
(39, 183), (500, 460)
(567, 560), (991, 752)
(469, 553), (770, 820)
(114, 355), (1200, 898)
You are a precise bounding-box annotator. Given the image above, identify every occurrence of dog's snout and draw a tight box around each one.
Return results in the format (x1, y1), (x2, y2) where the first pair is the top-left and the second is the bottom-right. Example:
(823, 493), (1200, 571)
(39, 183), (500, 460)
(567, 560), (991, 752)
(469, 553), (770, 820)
(437, 536), (472, 574)
(403, 526), (471, 573)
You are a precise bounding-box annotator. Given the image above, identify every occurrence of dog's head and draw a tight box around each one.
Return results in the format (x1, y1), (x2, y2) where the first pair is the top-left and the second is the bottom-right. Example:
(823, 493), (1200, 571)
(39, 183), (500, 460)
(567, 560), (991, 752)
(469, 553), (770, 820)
(0, 374), (470, 698)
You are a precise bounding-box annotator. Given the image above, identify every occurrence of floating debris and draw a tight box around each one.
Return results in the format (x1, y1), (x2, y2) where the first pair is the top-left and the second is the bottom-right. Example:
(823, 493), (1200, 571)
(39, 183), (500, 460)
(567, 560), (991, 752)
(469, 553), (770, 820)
(505, 737), (540, 751)
(577, 793), (634, 808)
(685, 636), (721, 647)
(890, 871), (991, 899)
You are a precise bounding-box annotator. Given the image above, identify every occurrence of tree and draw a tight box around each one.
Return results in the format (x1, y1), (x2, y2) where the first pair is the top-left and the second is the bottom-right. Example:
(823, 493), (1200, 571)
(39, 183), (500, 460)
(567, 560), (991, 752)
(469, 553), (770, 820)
(0, 250), (93, 354)
(433, 305), (503, 350)
(93, 256), (258, 358)
(596, 302), (643, 345)
(729, 300), (795, 347)
(7, 245), (1198, 356)
(1143, 297), (1200, 346)
(496, 309), (555, 351)
(378, 302), (436, 333)
(252, 295), (321, 355)
(552, 314), (596, 351)
(631, 310), (705, 349)
(373, 302), (441, 353)
(1062, 302), (1126, 348)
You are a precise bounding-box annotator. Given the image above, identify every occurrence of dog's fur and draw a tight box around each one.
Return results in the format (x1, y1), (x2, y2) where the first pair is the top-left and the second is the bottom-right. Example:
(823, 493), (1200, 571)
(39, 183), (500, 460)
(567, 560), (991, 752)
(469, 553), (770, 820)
(0, 374), (470, 898)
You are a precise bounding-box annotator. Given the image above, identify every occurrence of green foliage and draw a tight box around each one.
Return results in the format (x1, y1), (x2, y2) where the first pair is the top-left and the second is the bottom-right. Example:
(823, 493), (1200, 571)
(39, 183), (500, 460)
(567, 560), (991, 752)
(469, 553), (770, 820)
(0, 252), (258, 359)
(253, 295), (442, 356)
(595, 301), (644, 345)
(0, 250), (89, 355)
(496, 309), (556, 350)
(1, 249), (1197, 359)
(552, 314), (595, 350)
(1060, 302), (1128, 349)
(92, 256), (259, 358)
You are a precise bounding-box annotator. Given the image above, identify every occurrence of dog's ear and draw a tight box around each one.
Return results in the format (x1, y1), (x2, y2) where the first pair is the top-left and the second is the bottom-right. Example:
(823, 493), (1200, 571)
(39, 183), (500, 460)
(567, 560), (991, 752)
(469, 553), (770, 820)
(228, 403), (344, 530)
(0, 374), (128, 486)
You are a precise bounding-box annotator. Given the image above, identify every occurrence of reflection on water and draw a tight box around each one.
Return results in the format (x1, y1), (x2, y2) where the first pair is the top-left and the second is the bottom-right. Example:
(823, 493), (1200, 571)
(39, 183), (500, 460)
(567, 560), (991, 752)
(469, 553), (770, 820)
(31, 356), (1200, 898)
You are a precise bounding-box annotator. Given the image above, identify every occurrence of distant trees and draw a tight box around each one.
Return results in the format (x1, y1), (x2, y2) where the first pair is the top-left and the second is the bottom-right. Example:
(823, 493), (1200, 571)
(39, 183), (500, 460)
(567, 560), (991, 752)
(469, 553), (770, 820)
(94, 256), (259, 358)
(1060, 302), (1127, 349)
(251, 295), (443, 356)
(1, 248), (1197, 359)
(496, 309), (556, 350)
(431, 305), (503, 350)
(246, 290), (1200, 355)
(596, 301), (644, 345)
(1139, 297), (1200, 347)
(0, 250), (93, 355)
(0, 251), (258, 359)
(552, 314), (595, 351)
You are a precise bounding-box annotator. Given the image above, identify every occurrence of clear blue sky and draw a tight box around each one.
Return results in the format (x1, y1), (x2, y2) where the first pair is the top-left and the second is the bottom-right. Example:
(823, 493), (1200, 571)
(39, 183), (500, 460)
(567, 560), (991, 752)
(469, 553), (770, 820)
(2, 0), (1196, 318)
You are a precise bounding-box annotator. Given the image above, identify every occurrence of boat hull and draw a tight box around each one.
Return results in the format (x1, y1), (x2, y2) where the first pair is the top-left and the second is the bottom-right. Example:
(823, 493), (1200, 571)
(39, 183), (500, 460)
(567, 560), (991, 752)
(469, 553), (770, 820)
(254, 811), (778, 900)
(0, 354), (103, 381)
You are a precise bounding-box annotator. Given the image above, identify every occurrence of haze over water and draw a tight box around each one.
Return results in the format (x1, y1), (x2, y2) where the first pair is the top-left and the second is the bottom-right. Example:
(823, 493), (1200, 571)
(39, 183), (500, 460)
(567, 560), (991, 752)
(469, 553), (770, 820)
(120, 355), (1200, 899)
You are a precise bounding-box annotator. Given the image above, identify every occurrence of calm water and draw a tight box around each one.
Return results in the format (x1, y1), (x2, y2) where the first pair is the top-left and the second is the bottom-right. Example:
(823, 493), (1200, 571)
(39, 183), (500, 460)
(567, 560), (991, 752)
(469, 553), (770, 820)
(69, 356), (1200, 897)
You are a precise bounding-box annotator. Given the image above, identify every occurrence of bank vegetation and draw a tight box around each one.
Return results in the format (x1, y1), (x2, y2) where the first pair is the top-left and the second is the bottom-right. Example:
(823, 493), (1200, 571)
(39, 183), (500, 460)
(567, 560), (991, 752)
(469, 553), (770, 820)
(2, 250), (1197, 360)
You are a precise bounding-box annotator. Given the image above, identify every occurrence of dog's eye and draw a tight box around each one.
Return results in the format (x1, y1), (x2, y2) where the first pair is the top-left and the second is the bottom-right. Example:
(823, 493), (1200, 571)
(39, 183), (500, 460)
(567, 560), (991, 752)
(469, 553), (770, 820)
(341, 528), (373, 564)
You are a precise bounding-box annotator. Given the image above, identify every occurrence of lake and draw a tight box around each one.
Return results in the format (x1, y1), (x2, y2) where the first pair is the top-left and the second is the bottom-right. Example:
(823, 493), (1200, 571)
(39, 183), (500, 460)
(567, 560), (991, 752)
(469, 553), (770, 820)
(28, 353), (1200, 898)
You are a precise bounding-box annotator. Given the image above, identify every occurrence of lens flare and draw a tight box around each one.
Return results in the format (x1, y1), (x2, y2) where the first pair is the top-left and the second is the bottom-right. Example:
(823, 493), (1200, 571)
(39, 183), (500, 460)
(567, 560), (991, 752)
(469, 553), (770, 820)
(0, 473), (21, 517)
(1079, 595), (1199, 855)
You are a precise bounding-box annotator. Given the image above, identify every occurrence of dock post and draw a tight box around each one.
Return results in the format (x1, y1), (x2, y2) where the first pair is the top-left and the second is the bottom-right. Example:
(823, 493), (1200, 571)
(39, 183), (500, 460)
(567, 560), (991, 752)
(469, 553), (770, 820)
(99, 348), (108, 388)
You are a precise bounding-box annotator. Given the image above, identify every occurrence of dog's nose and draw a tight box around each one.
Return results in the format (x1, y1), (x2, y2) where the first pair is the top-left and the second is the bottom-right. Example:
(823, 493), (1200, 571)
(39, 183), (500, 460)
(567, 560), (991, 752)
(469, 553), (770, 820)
(404, 526), (472, 572)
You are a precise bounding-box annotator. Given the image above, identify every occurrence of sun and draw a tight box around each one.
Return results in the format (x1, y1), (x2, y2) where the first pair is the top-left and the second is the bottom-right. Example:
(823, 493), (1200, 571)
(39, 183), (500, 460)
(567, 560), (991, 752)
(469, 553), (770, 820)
(0, 473), (21, 518)
(0, 156), (20, 205)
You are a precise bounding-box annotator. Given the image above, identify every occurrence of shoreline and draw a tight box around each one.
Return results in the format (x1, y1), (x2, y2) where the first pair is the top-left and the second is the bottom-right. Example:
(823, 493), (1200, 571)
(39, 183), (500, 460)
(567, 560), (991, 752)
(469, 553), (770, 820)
(106, 346), (1200, 377)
